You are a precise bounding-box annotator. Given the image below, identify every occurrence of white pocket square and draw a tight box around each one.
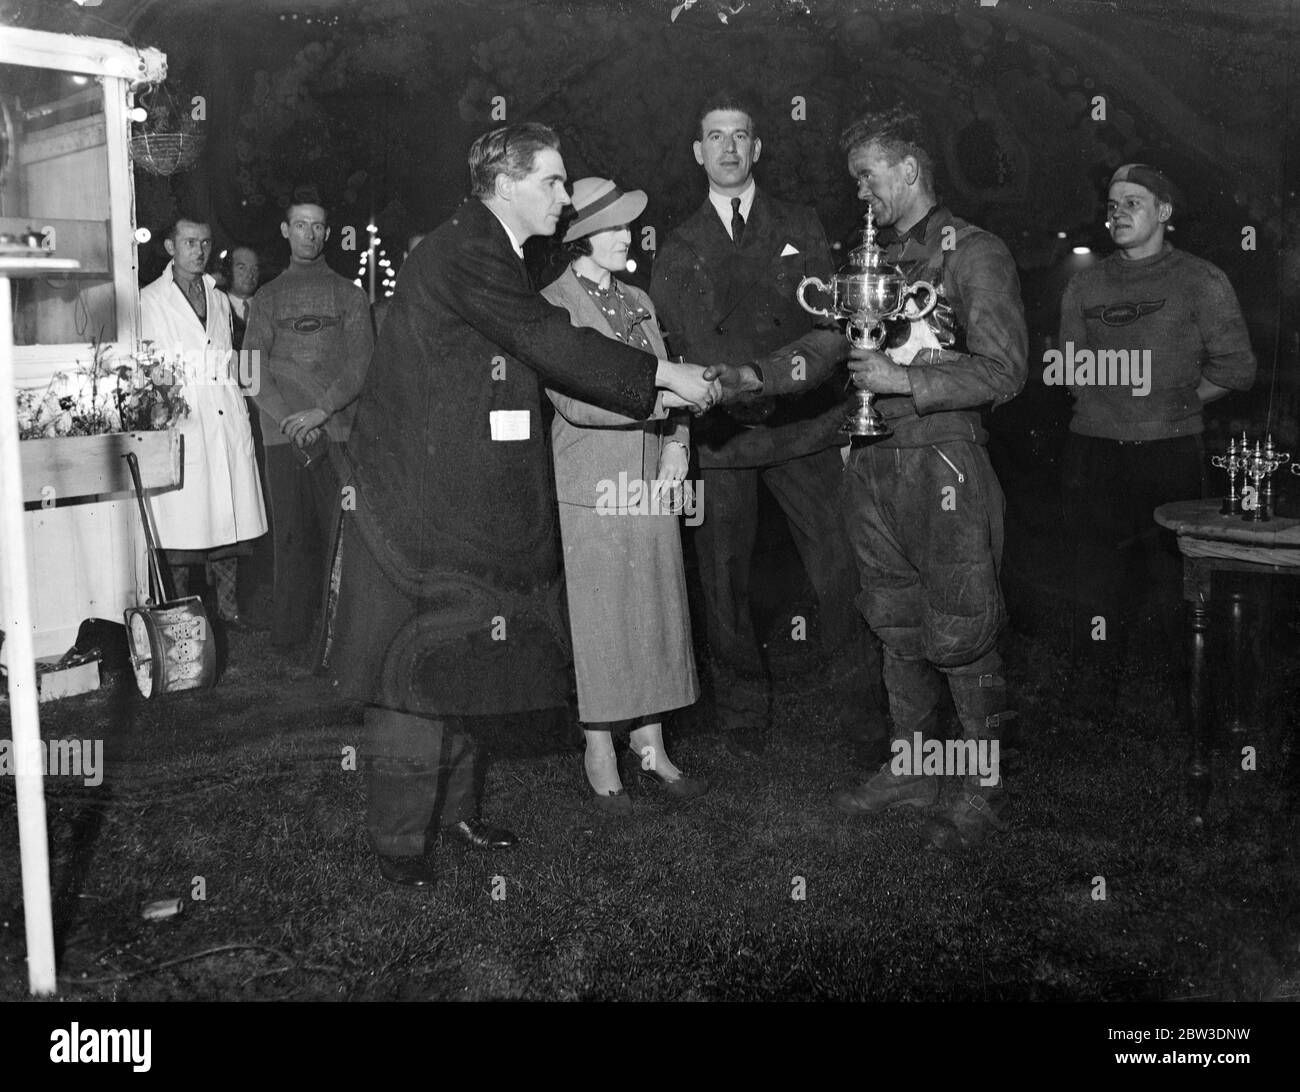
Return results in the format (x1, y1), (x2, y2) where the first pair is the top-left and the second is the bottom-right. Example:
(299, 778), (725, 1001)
(780, 243), (800, 257)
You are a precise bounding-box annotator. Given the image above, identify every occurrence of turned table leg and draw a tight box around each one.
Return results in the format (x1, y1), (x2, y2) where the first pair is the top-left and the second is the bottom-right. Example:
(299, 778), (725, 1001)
(1226, 585), (1248, 742)
(1184, 557), (1213, 821)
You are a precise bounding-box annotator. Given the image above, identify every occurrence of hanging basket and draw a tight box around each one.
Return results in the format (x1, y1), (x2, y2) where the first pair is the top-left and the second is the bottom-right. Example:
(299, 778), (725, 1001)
(129, 131), (206, 177)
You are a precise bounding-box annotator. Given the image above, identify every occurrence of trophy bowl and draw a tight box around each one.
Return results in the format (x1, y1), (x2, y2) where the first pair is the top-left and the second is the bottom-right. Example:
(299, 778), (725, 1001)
(796, 207), (937, 437)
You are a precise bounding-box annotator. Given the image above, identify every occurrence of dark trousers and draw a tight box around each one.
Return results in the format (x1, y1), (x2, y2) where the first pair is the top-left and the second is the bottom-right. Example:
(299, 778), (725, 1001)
(841, 440), (1010, 755)
(1062, 432), (1204, 662)
(265, 442), (340, 648)
(841, 440), (1006, 667)
(694, 446), (881, 735)
(365, 706), (479, 858)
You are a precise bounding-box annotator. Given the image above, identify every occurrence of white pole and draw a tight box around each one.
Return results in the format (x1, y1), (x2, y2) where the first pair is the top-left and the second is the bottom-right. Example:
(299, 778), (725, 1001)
(367, 229), (377, 306)
(0, 267), (60, 996)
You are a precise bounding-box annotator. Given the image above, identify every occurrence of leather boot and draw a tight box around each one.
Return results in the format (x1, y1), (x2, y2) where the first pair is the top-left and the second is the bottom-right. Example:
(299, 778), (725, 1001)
(834, 655), (943, 814)
(926, 670), (1013, 851)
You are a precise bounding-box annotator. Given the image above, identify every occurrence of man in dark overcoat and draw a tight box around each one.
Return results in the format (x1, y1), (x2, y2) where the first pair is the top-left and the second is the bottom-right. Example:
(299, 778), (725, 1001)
(650, 90), (885, 759)
(331, 123), (718, 886)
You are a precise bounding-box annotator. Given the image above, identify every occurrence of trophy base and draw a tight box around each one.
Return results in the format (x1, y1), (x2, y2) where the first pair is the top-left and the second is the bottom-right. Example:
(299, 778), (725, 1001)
(840, 392), (892, 438)
(839, 418), (892, 439)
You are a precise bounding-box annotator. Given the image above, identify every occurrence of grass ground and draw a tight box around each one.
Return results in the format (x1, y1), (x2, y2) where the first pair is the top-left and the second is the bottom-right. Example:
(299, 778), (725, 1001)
(2, 476), (1298, 1001)
(2, 607), (1297, 1001)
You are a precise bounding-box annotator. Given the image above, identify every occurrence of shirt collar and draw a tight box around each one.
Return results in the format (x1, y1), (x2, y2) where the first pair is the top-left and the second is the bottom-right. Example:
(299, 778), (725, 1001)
(575, 269), (617, 297)
(170, 261), (207, 295)
(876, 203), (940, 249)
(708, 182), (756, 238)
(484, 204), (525, 258)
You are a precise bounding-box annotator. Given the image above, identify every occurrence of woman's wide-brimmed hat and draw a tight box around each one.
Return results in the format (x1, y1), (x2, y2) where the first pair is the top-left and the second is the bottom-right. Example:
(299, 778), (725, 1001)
(563, 177), (647, 242)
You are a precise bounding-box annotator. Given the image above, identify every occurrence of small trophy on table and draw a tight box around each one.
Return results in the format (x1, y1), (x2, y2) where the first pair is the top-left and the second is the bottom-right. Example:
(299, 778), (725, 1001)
(1211, 432), (1248, 515)
(1219, 433), (1290, 522)
(1241, 435), (1289, 522)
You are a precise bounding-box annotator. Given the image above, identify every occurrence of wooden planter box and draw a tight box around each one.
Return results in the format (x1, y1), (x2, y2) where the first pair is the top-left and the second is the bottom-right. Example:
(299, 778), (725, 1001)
(19, 429), (180, 504)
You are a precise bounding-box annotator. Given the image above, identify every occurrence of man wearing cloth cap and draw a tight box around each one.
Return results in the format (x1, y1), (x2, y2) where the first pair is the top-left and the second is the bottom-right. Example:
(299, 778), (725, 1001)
(1060, 164), (1255, 690)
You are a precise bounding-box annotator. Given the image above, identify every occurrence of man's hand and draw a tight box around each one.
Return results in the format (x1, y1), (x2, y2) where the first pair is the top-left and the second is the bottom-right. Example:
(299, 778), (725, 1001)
(282, 407), (328, 444)
(298, 427), (323, 449)
(848, 348), (911, 395)
(1197, 377), (1232, 405)
(656, 360), (721, 415)
(702, 362), (763, 405)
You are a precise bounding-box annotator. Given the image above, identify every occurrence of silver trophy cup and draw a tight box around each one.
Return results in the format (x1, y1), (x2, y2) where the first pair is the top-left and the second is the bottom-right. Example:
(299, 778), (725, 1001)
(796, 207), (937, 437)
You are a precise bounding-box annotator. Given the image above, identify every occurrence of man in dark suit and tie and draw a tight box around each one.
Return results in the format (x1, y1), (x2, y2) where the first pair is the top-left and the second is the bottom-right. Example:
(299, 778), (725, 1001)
(330, 122), (719, 887)
(651, 91), (884, 759)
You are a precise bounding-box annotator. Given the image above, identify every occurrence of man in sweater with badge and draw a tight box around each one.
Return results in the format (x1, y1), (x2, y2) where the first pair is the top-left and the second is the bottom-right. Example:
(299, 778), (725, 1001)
(1059, 164), (1255, 683)
(244, 190), (374, 651)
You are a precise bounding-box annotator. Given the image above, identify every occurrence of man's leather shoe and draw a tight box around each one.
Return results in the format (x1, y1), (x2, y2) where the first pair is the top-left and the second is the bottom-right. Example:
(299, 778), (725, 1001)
(442, 818), (517, 850)
(377, 853), (438, 887)
(723, 726), (767, 758)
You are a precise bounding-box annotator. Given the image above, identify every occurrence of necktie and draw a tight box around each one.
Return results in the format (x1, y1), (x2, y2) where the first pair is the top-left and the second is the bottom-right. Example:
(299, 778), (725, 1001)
(731, 197), (745, 247)
(185, 278), (206, 325)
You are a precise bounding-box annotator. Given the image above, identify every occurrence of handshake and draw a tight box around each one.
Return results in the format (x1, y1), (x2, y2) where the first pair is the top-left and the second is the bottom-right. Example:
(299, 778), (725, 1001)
(656, 360), (765, 415)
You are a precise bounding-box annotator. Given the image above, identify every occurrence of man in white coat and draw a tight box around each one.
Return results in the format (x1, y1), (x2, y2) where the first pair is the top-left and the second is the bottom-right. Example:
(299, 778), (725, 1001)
(139, 217), (267, 621)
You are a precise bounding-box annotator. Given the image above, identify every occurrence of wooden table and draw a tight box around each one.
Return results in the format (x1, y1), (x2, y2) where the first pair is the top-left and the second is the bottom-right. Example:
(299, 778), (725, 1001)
(1153, 499), (1300, 821)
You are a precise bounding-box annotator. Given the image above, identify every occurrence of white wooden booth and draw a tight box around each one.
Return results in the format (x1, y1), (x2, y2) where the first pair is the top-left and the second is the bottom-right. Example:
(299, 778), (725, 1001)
(0, 28), (167, 665)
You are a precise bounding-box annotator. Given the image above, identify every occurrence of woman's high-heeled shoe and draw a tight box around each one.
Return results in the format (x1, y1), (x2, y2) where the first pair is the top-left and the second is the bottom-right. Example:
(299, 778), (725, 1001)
(588, 784), (633, 816)
(621, 748), (710, 801)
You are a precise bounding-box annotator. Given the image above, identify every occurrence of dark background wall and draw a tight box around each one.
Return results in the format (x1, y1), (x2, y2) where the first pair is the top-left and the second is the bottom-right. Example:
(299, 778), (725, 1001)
(5, 0), (1296, 440)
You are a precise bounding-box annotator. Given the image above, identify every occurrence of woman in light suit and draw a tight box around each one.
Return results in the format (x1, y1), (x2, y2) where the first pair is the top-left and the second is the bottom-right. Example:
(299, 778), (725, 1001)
(541, 178), (707, 814)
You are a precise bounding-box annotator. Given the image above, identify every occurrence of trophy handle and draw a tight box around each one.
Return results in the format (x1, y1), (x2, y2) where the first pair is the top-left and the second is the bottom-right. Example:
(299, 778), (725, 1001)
(796, 276), (835, 319)
(902, 279), (939, 319)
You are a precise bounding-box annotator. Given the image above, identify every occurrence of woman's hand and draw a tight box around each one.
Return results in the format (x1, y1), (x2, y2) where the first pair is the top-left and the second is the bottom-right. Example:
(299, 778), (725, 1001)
(658, 441), (689, 483)
(655, 441), (692, 512)
(282, 407), (328, 444)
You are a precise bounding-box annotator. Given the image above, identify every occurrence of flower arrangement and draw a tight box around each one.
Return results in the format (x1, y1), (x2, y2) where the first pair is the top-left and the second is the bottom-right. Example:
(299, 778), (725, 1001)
(17, 339), (190, 440)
